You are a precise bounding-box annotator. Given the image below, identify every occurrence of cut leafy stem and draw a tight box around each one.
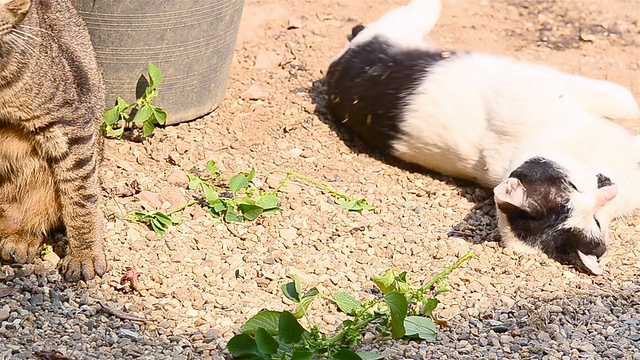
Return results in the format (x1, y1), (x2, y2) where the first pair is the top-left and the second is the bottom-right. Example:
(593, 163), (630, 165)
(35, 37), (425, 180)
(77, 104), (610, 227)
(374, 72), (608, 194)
(275, 170), (375, 213)
(188, 160), (281, 223)
(227, 251), (476, 359)
(102, 63), (167, 138)
(128, 200), (197, 236)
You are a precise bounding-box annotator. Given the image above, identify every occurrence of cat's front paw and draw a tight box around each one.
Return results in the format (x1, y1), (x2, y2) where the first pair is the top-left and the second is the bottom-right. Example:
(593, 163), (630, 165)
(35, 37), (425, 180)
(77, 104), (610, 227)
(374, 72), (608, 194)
(0, 234), (43, 264)
(59, 249), (107, 282)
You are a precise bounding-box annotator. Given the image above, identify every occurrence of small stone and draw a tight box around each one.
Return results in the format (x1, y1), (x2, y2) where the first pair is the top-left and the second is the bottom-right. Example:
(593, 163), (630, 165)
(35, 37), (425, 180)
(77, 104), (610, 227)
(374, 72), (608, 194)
(241, 84), (269, 100)
(29, 293), (44, 306)
(119, 329), (140, 341)
(0, 308), (9, 322)
(279, 228), (298, 240)
(42, 251), (61, 266)
(136, 191), (163, 208)
(548, 305), (563, 313)
(500, 335), (514, 344)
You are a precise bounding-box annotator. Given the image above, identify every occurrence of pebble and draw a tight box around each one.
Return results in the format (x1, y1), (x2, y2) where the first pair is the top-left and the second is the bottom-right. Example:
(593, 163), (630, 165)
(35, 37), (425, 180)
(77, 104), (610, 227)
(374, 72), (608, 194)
(0, 309), (9, 322)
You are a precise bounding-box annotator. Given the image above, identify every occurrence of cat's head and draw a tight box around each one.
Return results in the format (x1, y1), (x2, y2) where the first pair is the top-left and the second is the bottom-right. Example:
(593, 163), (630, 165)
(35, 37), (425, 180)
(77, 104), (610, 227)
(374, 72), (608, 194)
(0, 0), (30, 37)
(494, 157), (617, 275)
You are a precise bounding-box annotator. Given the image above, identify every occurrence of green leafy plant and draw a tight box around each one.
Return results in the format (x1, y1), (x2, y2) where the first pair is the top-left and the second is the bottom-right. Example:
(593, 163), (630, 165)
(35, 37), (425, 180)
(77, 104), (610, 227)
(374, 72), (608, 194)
(41, 244), (53, 256)
(102, 63), (167, 138)
(188, 160), (281, 223)
(276, 170), (375, 213)
(227, 251), (476, 359)
(129, 200), (196, 236)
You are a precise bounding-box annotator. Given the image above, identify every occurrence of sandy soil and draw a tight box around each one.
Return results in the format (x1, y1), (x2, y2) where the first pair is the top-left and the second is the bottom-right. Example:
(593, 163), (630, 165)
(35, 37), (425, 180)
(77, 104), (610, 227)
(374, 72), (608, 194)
(1, 0), (639, 359)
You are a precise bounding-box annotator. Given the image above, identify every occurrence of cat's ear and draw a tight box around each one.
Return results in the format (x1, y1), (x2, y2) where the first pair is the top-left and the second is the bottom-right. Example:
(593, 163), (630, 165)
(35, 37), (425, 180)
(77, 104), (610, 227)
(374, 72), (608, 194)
(493, 178), (529, 213)
(577, 251), (603, 275)
(1, 0), (31, 21)
(594, 184), (617, 209)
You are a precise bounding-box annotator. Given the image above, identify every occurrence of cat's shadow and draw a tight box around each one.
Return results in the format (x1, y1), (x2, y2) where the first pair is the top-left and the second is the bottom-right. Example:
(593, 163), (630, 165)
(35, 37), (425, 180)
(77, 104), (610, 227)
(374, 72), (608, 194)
(307, 77), (498, 247)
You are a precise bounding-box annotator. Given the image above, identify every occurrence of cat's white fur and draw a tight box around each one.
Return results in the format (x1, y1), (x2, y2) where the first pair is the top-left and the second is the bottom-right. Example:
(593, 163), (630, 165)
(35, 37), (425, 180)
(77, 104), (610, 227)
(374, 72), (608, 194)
(352, 0), (640, 268)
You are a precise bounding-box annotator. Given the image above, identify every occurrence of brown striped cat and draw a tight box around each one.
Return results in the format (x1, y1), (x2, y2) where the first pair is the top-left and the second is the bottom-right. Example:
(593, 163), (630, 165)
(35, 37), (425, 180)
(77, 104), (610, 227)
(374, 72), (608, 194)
(0, 0), (107, 281)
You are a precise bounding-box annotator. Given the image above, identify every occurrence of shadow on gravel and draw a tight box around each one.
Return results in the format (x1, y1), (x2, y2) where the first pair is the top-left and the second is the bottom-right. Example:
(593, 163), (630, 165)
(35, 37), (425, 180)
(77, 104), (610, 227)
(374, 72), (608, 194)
(307, 76), (500, 246)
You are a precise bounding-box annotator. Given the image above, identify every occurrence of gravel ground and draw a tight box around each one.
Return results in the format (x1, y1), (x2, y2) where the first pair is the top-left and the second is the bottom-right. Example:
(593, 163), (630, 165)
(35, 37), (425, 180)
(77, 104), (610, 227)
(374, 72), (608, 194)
(1, 0), (640, 359)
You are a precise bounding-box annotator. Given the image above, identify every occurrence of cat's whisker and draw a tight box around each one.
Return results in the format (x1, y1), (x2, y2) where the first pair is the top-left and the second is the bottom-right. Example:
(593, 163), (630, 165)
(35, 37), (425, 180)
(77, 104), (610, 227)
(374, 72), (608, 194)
(17, 25), (52, 36)
(12, 29), (42, 43)
(7, 34), (37, 57)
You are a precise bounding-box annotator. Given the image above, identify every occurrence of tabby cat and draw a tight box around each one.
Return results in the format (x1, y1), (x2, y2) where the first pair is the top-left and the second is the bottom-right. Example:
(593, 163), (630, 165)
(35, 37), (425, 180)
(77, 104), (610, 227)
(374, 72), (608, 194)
(0, 0), (107, 281)
(326, 0), (640, 275)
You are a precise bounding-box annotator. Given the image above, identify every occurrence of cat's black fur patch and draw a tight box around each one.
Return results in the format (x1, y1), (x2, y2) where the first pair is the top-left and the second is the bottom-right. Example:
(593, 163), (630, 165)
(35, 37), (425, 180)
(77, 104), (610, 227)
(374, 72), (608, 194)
(326, 37), (454, 152)
(500, 157), (605, 271)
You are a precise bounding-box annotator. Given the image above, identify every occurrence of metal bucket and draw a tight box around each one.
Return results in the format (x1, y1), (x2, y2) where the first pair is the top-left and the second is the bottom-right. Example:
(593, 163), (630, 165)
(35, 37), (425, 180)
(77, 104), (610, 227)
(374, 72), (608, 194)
(72, 0), (244, 125)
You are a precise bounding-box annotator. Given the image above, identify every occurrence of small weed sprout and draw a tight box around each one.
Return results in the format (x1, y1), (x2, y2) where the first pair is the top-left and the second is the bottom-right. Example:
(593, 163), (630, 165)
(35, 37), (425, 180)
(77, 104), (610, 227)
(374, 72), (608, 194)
(102, 63), (167, 138)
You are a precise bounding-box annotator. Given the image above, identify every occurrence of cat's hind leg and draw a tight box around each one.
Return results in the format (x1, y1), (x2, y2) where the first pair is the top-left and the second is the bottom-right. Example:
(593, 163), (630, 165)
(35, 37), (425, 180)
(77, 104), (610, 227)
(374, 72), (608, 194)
(566, 75), (640, 120)
(349, 0), (442, 49)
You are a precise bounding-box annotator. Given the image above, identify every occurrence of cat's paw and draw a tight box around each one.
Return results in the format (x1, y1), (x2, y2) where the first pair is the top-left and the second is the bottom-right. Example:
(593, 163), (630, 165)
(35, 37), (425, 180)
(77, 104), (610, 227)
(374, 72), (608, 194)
(0, 234), (42, 264)
(59, 249), (108, 282)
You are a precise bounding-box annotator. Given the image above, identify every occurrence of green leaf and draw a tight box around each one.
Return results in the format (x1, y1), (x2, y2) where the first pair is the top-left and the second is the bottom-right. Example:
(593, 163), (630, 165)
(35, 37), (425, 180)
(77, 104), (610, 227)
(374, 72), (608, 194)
(291, 351), (315, 360)
(170, 216), (182, 224)
(262, 208), (280, 216)
(202, 183), (219, 204)
(187, 174), (202, 190)
(241, 310), (281, 335)
(236, 197), (257, 206)
(106, 124), (124, 138)
(152, 107), (167, 125)
(435, 282), (450, 293)
(356, 352), (385, 360)
(132, 104), (153, 124)
(229, 174), (249, 193)
(254, 328), (279, 355)
(240, 204), (263, 221)
(142, 120), (155, 137)
(374, 270), (410, 295)
(247, 167), (256, 182)
(224, 207), (243, 222)
(226, 333), (265, 358)
(384, 291), (408, 339)
(332, 349), (363, 360)
(294, 287), (319, 318)
(256, 194), (280, 210)
(116, 96), (128, 108)
(281, 276), (301, 303)
(149, 219), (166, 236)
(103, 106), (120, 125)
(336, 198), (357, 211)
(206, 160), (222, 179)
(278, 311), (306, 344)
(355, 198), (376, 212)
(333, 292), (365, 315)
(211, 198), (226, 214)
(422, 298), (439, 317)
(404, 316), (437, 341)
(153, 212), (173, 226)
(148, 63), (163, 87)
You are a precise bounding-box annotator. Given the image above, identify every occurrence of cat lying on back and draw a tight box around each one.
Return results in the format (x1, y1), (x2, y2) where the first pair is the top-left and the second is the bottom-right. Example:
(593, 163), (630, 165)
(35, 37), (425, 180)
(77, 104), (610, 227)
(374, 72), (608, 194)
(0, 0), (107, 281)
(326, 0), (640, 275)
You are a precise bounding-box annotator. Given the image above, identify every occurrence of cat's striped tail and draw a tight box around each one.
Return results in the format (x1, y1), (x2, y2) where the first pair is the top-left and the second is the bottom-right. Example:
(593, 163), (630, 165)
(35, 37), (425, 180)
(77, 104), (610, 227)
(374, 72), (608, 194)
(349, 0), (442, 48)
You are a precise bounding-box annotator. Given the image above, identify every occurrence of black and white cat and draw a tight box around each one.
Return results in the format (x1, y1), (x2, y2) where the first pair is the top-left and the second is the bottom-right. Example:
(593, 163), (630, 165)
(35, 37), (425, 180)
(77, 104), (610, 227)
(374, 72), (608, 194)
(326, 0), (640, 275)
